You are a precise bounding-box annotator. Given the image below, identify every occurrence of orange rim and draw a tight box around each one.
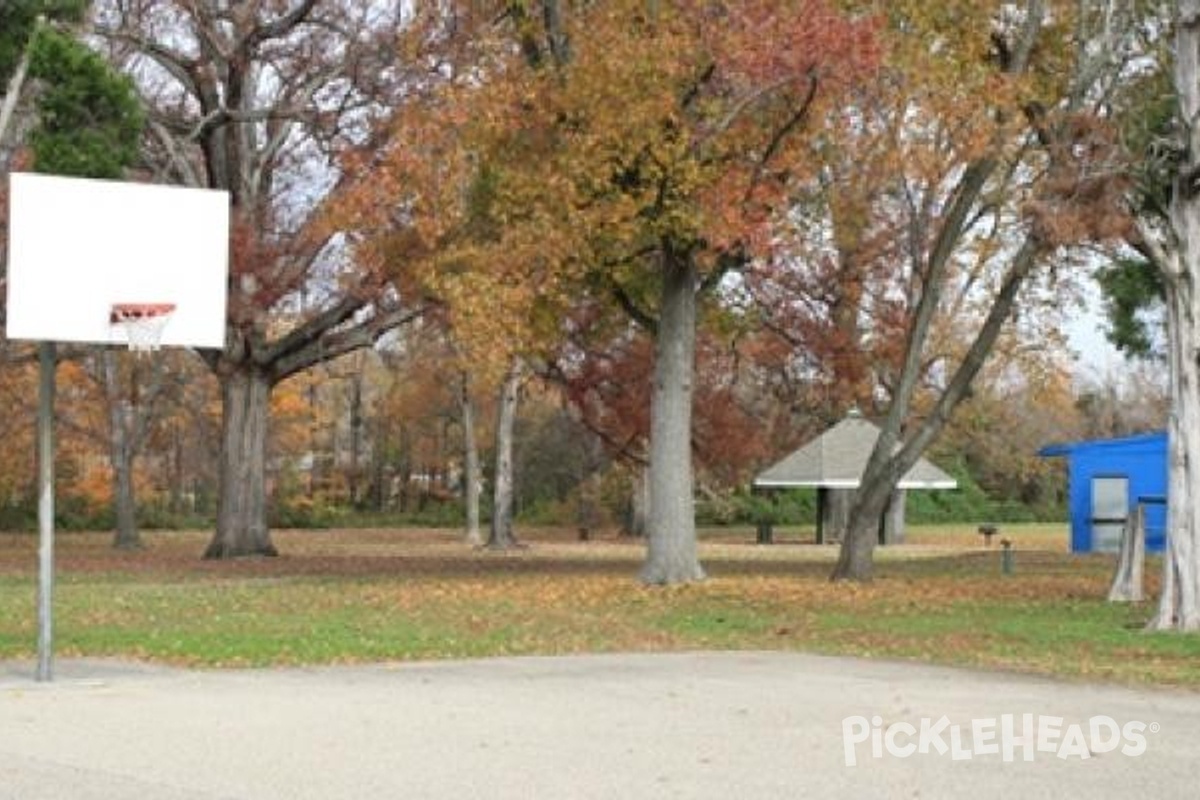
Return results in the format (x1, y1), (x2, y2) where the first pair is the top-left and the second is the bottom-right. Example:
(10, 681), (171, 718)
(109, 303), (177, 323)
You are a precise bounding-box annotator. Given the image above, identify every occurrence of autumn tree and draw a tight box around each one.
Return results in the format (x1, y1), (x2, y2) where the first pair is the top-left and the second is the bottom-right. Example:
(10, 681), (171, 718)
(346, 0), (880, 582)
(94, 1), (438, 557)
(822, 0), (1136, 580)
(551, 314), (778, 492)
(934, 349), (1082, 509)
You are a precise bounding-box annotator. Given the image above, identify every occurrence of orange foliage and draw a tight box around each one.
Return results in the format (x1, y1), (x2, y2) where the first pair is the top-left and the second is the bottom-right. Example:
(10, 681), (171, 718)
(333, 0), (881, 373)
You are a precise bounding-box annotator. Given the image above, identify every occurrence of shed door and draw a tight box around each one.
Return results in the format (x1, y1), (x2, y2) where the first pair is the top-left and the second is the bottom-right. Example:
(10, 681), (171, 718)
(1091, 476), (1129, 553)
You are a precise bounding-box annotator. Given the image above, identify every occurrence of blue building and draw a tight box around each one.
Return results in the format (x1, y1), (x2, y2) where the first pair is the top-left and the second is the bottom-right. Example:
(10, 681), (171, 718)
(1039, 432), (1166, 553)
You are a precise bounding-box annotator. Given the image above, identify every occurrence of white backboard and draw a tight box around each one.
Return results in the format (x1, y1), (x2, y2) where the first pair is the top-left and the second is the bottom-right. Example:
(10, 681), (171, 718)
(5, 173), (230, 348)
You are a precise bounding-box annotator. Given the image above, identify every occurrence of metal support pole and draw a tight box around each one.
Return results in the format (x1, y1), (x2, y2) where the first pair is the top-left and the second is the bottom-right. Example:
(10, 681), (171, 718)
(36, 341), (55, 682)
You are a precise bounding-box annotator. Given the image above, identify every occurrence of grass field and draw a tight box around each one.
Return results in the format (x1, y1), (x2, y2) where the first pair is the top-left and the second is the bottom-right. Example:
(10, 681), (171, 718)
(2, 523), (1199, 687)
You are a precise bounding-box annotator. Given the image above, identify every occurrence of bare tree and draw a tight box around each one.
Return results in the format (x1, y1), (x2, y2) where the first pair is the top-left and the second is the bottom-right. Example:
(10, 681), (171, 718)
(94, 1), (436, 557)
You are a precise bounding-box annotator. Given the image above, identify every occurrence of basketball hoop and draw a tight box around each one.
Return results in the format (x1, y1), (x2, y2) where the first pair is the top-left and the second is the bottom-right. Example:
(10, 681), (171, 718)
(109, 303), (176, 353)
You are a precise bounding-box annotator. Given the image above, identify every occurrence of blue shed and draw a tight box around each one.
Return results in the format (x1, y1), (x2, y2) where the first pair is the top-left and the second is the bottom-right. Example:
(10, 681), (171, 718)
(1038, 432), (1166, 553)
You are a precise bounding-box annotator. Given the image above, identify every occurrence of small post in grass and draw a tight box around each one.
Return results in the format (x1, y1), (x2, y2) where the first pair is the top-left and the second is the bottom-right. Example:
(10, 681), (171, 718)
(1000, 538), (1014, 575)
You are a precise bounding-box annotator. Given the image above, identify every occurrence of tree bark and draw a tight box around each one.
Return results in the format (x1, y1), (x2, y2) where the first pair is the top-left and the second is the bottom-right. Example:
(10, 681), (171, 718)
(1148, 274), (1200, 628)
(1109, 504), (1145, 603)
(461, 372), (483, 546)
(100, 351), (141, 550)
(640, 253), (704, 584)
(0, 29), (32, 161)
(1144, 0), (1200, 630)
(205, 366), (277, 558)
(487, 360), (521, 549)
(833, 472), (895, 581)
(108, 418), (140, 550)
(622, 466), (650, 537)
(110, 443), (140, 549)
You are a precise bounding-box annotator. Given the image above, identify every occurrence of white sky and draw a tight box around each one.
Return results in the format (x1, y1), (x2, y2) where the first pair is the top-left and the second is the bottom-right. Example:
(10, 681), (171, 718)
(1064, 275), (1131, 378)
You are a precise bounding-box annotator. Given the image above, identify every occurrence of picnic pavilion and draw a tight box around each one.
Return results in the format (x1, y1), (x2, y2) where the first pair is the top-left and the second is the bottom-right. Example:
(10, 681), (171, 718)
(753, 410), (958, 544)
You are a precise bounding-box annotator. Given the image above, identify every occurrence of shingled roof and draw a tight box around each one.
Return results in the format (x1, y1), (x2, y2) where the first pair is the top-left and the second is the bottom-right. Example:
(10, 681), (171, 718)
(753, 411), (957, 490)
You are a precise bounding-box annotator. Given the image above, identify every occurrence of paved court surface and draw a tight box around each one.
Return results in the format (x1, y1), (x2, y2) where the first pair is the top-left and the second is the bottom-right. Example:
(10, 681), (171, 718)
(1, 652), (1197, 799)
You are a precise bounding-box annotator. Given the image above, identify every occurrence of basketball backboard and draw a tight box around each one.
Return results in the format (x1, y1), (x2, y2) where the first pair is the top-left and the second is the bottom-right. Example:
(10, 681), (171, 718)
(5, 173), (230, 349)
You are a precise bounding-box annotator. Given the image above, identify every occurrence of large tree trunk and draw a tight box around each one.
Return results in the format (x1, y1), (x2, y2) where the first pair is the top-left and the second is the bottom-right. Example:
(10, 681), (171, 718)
(110, 452), (139, 549)
(110, 443), (140, 550)
(640, 254), (704, 584)
(461, 372), (483, 546)
(1146, 1), (1200, 630)
(102, 352), (141, 550)
(487, 360), (521, 549)
(205, 366), (277, 559)
(832, 473), (896, 581)
(1148, 277), (1200, 628)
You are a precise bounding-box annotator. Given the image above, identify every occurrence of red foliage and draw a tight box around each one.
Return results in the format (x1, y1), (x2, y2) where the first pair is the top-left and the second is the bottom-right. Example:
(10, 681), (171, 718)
(555, 318), (773, 483)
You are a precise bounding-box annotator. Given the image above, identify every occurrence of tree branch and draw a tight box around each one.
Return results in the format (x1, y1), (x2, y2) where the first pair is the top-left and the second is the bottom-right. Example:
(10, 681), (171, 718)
(754, 73), (819, 181)
(244, 0), (321, 52)
(270, 303), (426, 382)
(610, 280), (658, 333)
(99, 28), (200, 98)
(256, 292), (368, 368)
(894, 237), (1042, 470)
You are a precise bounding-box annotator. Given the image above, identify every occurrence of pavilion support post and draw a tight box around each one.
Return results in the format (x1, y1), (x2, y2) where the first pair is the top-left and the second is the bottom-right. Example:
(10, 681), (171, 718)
(823, 488), (852, 544)
(816, 488), (827, 544)
(880, 489), (906, 545)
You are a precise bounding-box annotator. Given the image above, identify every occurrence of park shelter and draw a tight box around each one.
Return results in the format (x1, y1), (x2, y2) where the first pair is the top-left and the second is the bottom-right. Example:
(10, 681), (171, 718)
(1038, 432), (1167, 554)
(753, 411), (958, 544)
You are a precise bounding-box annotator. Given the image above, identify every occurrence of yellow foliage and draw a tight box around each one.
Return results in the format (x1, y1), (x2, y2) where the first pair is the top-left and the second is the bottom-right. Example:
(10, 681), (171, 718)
(334, 0), (880, 372)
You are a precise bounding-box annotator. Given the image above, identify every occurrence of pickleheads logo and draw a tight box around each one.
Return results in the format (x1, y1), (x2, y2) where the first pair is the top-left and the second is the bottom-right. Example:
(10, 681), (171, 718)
(841, 714), (1157, 766)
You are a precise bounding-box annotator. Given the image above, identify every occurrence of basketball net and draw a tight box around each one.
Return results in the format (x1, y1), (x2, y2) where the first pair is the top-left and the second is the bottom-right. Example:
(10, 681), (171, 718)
(109, 303), (176, 354)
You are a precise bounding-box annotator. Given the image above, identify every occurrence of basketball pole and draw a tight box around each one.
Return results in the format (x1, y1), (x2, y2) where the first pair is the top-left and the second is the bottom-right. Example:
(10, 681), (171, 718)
(36, 341), (55, 682)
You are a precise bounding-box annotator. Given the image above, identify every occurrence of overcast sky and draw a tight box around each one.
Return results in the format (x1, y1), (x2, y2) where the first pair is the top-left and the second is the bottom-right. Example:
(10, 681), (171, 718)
(1063, 276), (1134, 380)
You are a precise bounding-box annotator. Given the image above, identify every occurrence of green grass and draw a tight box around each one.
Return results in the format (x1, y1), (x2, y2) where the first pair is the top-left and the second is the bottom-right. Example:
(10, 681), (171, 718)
(2, 524), (1199, 685)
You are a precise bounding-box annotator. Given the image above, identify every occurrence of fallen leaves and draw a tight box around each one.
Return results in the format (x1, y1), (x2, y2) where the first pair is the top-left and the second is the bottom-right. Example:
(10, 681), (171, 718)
(0, 525), (1196, 686)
